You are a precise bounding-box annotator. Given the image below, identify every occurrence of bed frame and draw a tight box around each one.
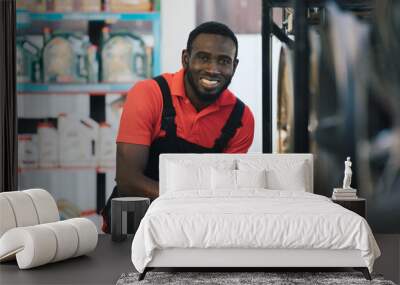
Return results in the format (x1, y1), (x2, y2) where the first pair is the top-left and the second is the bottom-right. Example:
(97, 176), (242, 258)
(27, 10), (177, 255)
(138, 154), (371, 280)
(141, 248), (370, 280)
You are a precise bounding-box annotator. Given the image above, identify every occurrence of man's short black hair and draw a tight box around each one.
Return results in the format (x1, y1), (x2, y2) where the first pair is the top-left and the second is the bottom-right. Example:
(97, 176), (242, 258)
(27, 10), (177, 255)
(186, 21), (238, 58)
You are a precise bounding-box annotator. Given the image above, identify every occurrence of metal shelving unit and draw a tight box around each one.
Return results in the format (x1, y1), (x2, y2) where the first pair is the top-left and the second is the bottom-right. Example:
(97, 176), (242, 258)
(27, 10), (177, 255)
(16, 9), (161, 82)
(262, 0), (374, 153)
(29, 11), (160, 21)
(262, 0), (374, 198)
(17, 8), (161, 216)
(18, 166), (114, 174)
(17, 83), (133, 94)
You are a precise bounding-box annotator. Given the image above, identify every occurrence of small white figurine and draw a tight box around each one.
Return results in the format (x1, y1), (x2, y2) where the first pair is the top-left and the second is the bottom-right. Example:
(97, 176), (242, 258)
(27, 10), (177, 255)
(342, 157), (353, 189)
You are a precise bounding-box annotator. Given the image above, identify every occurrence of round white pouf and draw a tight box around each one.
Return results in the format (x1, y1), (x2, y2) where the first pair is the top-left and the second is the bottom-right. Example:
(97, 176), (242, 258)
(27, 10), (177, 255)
(42, 221), (79, 262)
(0, 196), (17, 237)
(23, 189), (59, 224)
(0, 218), (98, 269)
(0, 192), (39, 227)
(64, 218), (98, 257)
(0, 225), (57, 269)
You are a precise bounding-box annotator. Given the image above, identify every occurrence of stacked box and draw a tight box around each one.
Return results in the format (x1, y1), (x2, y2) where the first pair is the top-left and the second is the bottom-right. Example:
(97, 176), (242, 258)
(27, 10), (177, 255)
(106, 0), (152, 12)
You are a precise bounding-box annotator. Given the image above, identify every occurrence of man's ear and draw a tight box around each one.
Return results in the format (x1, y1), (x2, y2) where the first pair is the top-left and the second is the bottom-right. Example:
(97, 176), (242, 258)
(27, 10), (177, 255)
(181, 49), (189, 69)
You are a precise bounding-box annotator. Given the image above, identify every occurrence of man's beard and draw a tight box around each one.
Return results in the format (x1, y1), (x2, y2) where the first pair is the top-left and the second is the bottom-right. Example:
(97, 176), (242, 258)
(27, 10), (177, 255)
(186, 70), (232, 103)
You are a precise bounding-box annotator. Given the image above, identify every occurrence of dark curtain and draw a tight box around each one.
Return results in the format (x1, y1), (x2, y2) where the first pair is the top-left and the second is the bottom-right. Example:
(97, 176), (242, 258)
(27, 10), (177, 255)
(0, 0), (17, 192)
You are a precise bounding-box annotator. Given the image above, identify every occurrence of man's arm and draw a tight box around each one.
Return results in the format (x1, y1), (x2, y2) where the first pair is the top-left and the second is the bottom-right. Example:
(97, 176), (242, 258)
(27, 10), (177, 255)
(115, 142), (159, 198)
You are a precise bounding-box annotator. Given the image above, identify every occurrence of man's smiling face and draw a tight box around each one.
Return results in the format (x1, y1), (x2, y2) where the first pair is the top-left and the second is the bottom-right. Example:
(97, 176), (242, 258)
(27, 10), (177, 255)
(182, 33), (238, 104)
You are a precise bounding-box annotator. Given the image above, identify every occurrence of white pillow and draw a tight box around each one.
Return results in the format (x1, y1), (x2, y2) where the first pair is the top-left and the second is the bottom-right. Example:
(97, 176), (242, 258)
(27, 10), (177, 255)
(211, 168), (236, 190)
(266, 164), (307, 191)
(166, 158), (236, 171)
(211, 168), (268, 190)
(236, 169), (267, 189)
(167, 162), (211, 191)
(237, 159), (309, 191)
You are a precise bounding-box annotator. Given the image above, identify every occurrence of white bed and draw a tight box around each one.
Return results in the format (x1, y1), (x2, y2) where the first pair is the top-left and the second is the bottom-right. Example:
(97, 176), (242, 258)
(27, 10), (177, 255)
(131, 154), (380, 280)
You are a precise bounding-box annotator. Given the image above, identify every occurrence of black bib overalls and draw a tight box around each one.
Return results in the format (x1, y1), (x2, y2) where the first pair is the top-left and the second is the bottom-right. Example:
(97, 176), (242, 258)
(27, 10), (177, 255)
(101, 76), (245, 233)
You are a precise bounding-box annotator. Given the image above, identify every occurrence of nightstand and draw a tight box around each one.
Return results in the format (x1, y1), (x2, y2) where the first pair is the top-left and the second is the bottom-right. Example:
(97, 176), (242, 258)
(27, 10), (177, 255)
(111, 197), (150, 242)
(331, 197), (366, 218)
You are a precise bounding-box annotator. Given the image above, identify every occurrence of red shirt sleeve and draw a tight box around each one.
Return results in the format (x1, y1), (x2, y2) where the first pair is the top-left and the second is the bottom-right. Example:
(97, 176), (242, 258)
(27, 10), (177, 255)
(223, 105), (255, 153)
(116, 79), (162, 145)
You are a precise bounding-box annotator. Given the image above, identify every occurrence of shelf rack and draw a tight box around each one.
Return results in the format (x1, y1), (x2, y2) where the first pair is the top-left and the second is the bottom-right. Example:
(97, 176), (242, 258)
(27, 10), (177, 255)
(18, 166), (115, 174)
(261, 0), (374, 153)
(16, 10), (161, 76)
(17, 8), (162, 213)
(17, 83), (133, 94)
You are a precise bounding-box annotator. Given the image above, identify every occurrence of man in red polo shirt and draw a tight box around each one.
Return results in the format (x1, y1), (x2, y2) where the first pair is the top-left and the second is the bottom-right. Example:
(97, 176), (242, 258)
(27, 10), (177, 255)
(102, 21), (254, 232)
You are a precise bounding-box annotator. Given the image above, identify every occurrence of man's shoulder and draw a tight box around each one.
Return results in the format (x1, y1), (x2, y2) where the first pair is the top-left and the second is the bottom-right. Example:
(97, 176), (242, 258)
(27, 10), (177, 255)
(160, 72), (176, 81)
(127, 77), (162, 100)
(226, 92), (254, 122)
(130, 72), (176, 93)
(224, 90), (253, 112)
(130, 77), (157, 92)
(124, 78), (163, 110)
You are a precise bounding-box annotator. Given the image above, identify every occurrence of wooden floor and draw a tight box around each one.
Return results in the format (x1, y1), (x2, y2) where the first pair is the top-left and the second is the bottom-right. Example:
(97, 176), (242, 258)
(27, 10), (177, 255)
(1, 234), (398, 285)
(373, 234), (400, 284)
(0, 235), (134, 285)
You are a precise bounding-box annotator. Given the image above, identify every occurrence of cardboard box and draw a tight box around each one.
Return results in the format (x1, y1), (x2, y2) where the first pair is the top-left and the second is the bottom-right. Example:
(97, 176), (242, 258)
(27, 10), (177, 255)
(27, 0), (48, 12)
(78, 0), (102, 12)
(107, 0), (152, 12)
(52, 0), (75, 12)
(48, 0), (102, 12)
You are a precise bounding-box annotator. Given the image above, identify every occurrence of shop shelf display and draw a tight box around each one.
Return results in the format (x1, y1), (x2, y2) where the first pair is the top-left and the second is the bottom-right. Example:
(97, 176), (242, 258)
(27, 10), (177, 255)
(16, 4), (160, 225)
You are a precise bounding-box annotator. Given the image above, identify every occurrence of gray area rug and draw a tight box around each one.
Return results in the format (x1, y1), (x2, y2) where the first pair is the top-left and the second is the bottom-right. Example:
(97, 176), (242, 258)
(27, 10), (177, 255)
(116, 271), (396, 285)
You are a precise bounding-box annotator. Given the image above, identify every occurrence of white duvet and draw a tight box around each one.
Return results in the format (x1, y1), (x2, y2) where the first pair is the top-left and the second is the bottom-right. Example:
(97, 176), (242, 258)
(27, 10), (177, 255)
(131, 190), (380, 273)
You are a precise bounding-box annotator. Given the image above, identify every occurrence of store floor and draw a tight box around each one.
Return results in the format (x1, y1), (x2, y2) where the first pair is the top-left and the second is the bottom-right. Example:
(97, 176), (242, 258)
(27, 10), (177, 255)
(1, 234), (398, 285)
(0, 235), (134, 285)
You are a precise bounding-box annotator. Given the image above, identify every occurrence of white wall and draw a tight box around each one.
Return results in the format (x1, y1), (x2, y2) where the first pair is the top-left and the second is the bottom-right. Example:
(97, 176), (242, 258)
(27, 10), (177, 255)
(229, 35), (262, 153)
(161, 0), (196, 73)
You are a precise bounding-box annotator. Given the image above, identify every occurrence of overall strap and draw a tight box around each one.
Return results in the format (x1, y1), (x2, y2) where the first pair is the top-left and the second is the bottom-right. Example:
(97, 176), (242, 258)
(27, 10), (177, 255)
(213, 98), (245, 152)
(153, 76), (177, 137)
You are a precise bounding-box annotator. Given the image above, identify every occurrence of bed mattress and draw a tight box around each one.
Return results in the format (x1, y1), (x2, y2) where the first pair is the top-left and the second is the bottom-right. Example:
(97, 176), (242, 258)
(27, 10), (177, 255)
(131, 190), (380, 273)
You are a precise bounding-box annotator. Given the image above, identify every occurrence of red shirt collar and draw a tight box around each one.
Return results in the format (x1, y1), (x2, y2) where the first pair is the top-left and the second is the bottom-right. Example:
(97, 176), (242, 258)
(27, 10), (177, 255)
(170, 69), (237, 107)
